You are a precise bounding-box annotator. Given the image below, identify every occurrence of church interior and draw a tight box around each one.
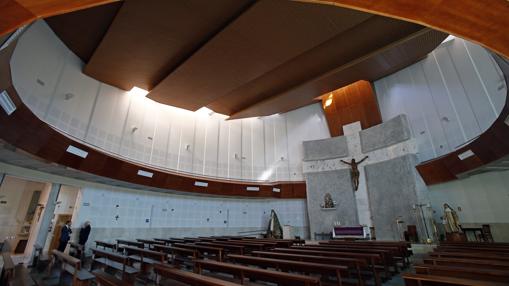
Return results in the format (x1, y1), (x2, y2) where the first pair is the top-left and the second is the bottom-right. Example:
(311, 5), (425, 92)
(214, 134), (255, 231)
(0, 1), (509, 285)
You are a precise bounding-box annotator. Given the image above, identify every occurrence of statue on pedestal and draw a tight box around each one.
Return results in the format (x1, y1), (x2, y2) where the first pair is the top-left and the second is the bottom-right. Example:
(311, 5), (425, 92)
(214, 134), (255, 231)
(341, 156), (369, 191)
(443, 203), (461, 233)
(321, 193), (336, 209)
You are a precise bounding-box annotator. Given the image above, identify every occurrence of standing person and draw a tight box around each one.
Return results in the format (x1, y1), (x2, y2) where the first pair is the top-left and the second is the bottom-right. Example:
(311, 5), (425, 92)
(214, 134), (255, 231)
(58, 220), (72, 252)
(79, 221), (91, 246)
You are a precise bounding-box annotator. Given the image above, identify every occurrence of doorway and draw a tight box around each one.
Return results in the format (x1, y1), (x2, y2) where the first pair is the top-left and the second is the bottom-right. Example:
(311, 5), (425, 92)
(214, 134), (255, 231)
(0, 175), (51, 263)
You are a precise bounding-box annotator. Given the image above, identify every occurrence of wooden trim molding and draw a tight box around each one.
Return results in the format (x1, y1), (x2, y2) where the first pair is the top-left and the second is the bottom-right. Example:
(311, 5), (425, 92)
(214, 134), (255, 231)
(0, 0), (119, 36)
(303, 0), (509, 60)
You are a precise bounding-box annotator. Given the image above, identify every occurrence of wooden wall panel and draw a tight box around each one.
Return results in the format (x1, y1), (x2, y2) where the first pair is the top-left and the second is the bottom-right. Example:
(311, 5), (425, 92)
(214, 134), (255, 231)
(321, 80), (381, 136)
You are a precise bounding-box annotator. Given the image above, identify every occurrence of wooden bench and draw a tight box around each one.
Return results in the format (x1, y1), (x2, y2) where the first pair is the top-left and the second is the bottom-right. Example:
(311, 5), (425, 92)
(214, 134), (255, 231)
(402, 273), (508, 286)
(228, 254), (348, 286)
(196, 242), (245, 255)
(194, 259), (321, 286)
(414, 264), (509, 283)
(95, 240), (117, 251)
(430, 251), (509, 261)
(152, 245), (198, 268)
(175, 243), (224, 261)
(69, 242), (85, 260)
(90, 248), (139, 285)
(252, 251), (366, 286)
(92, 269), (123, 286)
(153, 263), (242, 286)
(271, 247), (383, 286)
(123, 245), (166, 274)
(117, 239), (144, 250)
(50, 250), (95, 286)
(153, 238), (172, 245)
(295, 245), (395, 275)
(212, 241), (264, 252)
(136, 239), (164, 249)
(423, 257), (509, 270)
(436, 246), (509, 254)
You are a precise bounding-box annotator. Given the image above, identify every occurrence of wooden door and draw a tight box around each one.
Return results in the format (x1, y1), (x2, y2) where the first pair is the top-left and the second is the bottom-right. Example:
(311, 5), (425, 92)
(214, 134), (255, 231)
(49, 214), (72, 252)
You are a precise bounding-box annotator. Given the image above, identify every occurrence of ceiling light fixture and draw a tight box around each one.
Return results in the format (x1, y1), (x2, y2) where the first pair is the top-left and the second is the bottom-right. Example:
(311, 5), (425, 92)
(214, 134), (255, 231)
(196, 106), (214, 116)
(324, 94), (333, 107)
(0, 90), (16, 115)
(128, 86), (149, 97)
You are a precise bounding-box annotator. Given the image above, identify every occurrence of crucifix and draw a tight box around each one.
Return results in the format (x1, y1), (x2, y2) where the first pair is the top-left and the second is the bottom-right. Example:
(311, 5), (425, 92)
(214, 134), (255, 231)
(340, 156), (369, 191)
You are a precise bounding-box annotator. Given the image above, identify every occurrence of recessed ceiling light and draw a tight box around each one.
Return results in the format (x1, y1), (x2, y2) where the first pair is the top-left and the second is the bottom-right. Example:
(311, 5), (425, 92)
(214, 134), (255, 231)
(196, 107), (214, 116)
(324, 94), (333, 107)
(66, 145), (88, 158)
(0, 90), (16, 115)
(137, 170), (153, 178)
(128, 86), (149, 97)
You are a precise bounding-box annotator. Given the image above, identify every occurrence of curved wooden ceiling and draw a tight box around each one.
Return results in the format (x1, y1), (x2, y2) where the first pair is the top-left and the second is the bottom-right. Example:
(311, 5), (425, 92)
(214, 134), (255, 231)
(40, 0), (446, 118)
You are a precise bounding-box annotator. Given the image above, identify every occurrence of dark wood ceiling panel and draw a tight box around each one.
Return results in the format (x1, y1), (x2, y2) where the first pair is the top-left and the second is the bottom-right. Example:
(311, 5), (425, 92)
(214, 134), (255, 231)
(148, 1), (373, 111)
(45, 2), (122, 62)
(212, 16), (429, 117)
(83, 0), (254, 91)
(228, 28), (447, 119)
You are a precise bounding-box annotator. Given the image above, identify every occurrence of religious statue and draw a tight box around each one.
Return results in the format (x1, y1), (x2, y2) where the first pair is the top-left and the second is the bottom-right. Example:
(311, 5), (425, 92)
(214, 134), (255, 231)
(320, 193), (336, 209)
(266, 209), (283, 239)
(443, 203), (462, 233)
(340, 156), (369, 191)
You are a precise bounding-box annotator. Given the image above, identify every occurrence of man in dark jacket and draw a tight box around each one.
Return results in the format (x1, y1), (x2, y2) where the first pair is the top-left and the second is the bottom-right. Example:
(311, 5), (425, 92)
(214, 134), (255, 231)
(57, 220), (72, 252)
(79, 221), (91, 246)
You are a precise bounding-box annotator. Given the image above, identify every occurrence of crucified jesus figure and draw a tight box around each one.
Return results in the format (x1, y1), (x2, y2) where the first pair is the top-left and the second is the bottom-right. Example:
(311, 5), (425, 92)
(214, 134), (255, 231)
(340, 156), (369, 191)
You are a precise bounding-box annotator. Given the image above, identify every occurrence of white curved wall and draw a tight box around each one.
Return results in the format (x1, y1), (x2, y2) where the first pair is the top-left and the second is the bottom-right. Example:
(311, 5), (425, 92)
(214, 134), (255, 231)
(375, 37), (507, 162)
(11, 20), (330, 182)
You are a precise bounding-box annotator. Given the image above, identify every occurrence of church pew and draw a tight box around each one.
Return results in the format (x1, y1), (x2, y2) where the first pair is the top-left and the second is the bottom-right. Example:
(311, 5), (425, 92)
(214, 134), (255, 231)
(152, 245), (197, 268)
(174, 243), (224, 261)
(90, 248), (138, 286)
(92, 270), (123, 286)
(225, 239), (277, 250)
(228, 254), (348, 286)
(136, 239), (164, 249)
(435, 246), (509, 254)
(293, 245), (395, 275)
(323, 240), (412, 261)
(69, 242), (85, 261)
(430, 251), (509, 261)
(196, 242), (245, 255)
(241, 238), (294, 247)
(49, 250), (95, 286)
(440, 242), (509, 247)
(251, 251), (366, 286)
(318, 241), (406, 263)
(402, 273), (508, 286)
(414, 264), (509, 283)
(194, 259), (321, 286)
(211, 240), (265, 252)
(123, 245), (167, 275)
(116, 239), (144, 250)
(95, 240), (116, 251)
(423, 257), (509, 270)
(270, 247), (384, 286)
(153, 263), (242, 286)
(153, 238), (172, 245)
